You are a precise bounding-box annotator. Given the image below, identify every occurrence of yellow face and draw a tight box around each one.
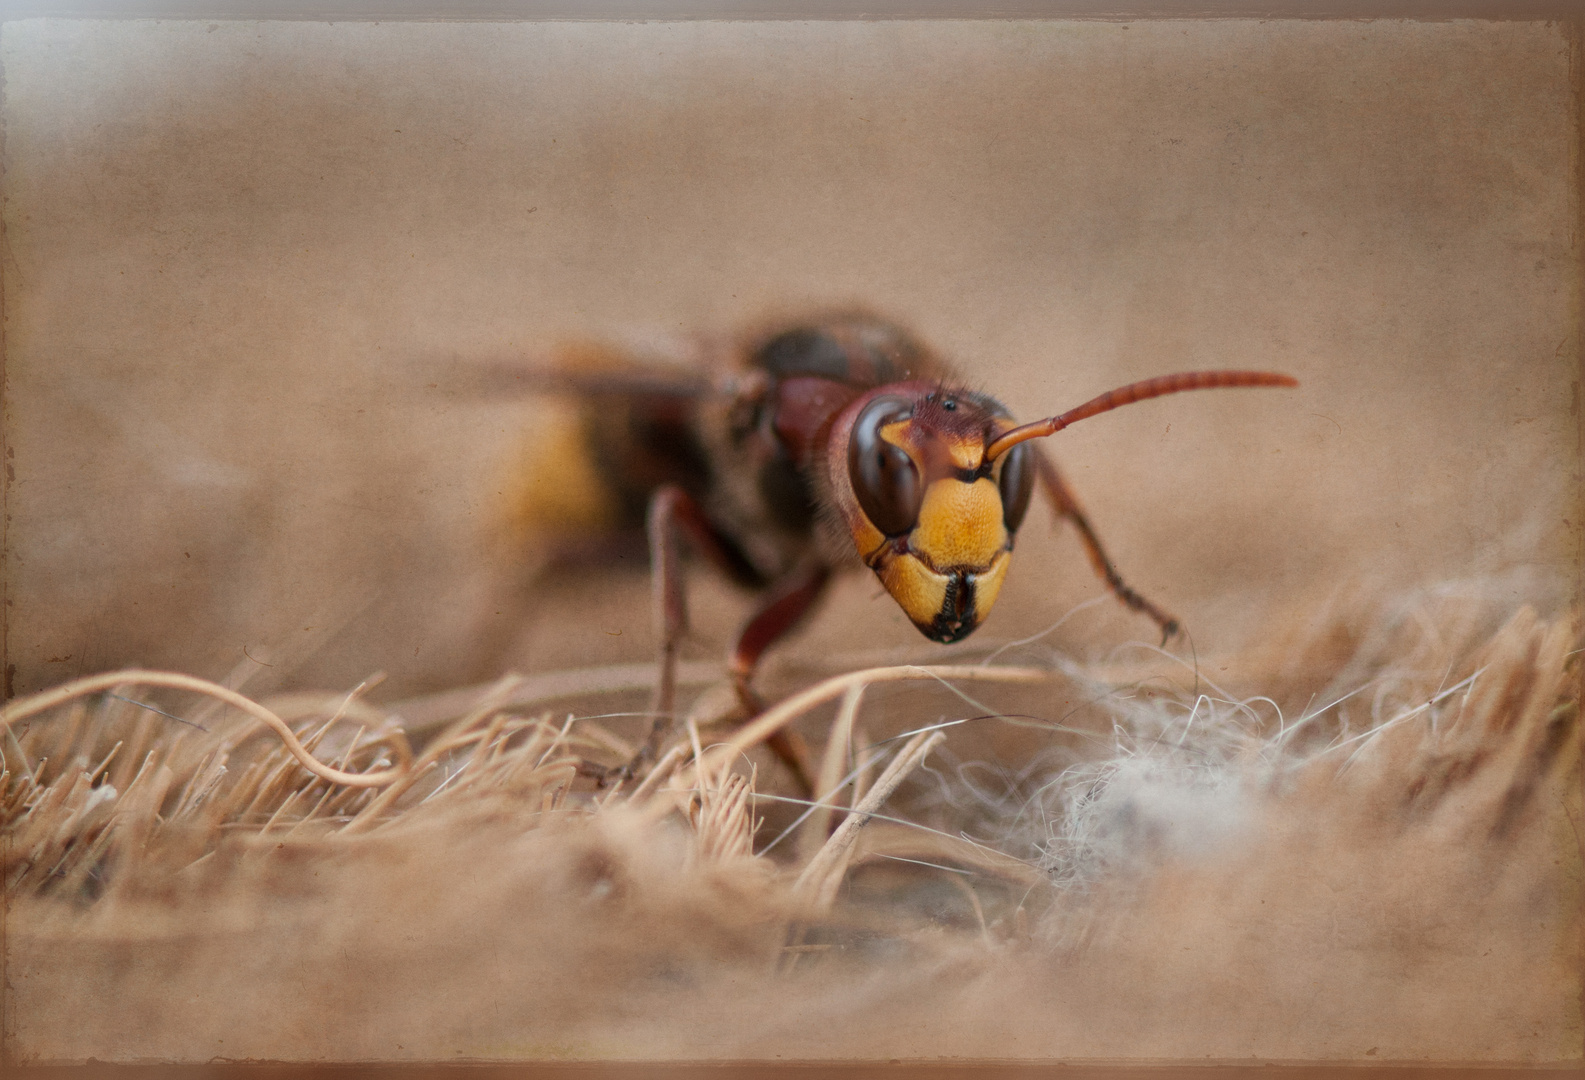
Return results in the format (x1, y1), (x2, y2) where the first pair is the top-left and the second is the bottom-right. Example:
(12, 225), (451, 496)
(839, 390), (1029, 643)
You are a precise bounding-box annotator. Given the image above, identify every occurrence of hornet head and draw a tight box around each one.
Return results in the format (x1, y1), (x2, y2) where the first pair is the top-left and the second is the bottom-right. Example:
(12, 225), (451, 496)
(826, 369), (1298, 643)
(827, 383), (1033, 643)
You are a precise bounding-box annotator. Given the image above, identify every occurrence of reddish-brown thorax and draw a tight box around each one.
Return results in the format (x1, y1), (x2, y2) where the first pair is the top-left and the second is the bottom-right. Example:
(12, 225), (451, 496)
(771, 376), (864, 464)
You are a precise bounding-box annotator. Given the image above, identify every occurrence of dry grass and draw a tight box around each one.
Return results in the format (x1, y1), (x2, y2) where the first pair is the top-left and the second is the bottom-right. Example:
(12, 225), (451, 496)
(1, 574), (1579, 1063)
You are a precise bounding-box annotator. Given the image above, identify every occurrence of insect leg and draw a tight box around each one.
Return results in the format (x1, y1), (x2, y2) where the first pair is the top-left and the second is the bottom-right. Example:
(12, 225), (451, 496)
(728, 561), (831, 793)
(642, 484), (766, 760)
(1032, 448), (1181, 644)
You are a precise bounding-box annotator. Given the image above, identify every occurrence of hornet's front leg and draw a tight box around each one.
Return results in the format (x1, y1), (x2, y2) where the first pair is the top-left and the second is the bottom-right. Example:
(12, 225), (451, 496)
(728, 560), (831, 794)
(1033, 448), (1181, 645)
(641, 485), (829, 792)
(642, 484), (765, 761)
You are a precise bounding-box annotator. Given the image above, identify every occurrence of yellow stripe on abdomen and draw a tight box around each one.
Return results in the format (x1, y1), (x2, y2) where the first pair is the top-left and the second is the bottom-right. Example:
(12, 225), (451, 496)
(495, 401), (623, 546)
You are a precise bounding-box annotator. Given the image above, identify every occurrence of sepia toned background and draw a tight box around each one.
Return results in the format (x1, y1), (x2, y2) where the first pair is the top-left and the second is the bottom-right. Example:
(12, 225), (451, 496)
(1, 17), (1575, 708)
(0, 16), (1580, 1066)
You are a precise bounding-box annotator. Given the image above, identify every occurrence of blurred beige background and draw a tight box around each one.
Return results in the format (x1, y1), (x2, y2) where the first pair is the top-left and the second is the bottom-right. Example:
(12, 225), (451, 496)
(1, 18), (1577, 702)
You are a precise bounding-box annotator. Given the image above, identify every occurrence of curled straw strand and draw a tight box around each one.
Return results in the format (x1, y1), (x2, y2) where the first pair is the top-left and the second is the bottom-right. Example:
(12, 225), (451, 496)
(1, 669), (411, 789)
(6, 664), (1048, 796)
(693, 664), (1048, 788)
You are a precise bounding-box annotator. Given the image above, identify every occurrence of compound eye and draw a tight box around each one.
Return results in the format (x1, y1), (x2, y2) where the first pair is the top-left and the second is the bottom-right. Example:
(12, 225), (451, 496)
(848, 395), (922, 537)
(998, 442), (1035, 533)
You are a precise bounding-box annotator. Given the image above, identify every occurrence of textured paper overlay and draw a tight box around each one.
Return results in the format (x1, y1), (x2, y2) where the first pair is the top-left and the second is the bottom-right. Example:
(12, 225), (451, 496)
(0, 18), (1579, 1062)
(1, 18), (1576, 699)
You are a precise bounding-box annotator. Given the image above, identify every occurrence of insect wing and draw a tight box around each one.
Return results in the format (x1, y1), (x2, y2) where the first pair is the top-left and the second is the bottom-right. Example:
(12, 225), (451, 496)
(429, 358), (715, 402)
